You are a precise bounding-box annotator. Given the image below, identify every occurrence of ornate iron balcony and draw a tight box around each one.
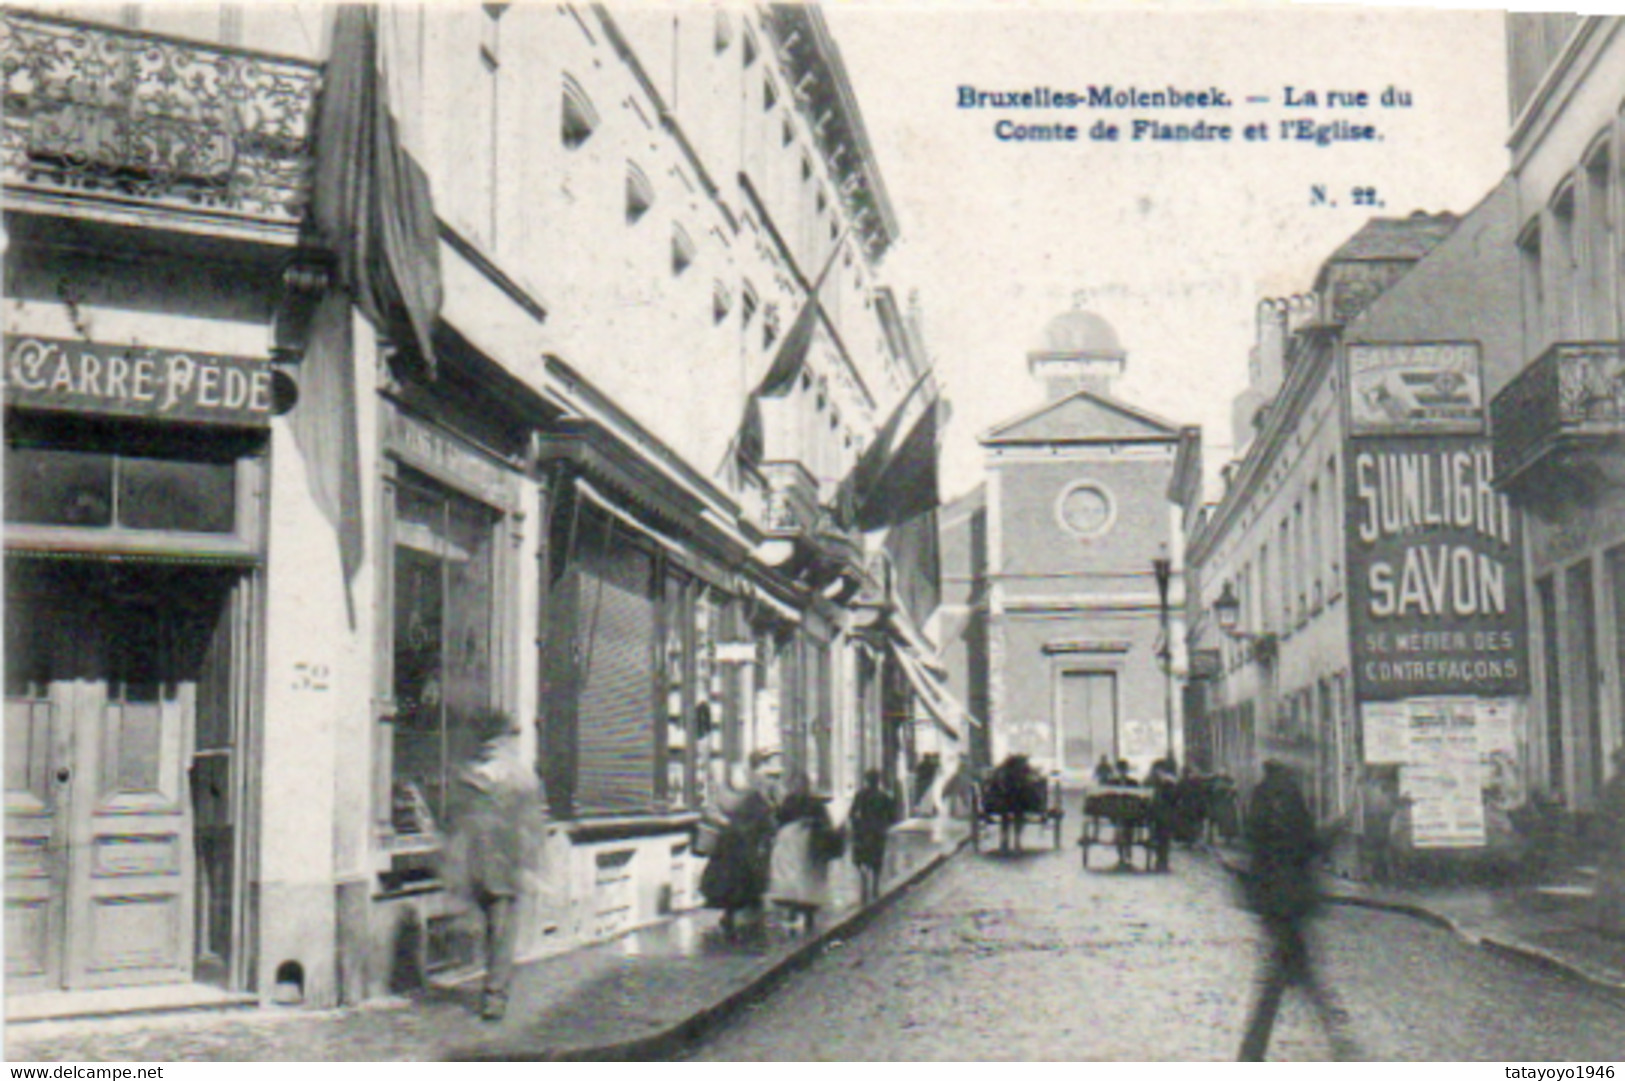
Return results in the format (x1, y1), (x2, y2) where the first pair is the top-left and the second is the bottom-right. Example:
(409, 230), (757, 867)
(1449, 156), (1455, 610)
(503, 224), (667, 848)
(2, 10), (318, 224)
(760, 459), (819, 538)
(1490, 341), (1625, 505)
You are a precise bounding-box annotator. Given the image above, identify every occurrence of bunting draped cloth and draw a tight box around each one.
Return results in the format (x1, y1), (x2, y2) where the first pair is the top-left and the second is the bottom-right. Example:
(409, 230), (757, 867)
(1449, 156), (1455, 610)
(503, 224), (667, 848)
(293, 5), (443, 622)
(731, 235), (847, 469)
(310, 4), (442, 376)
(838, 371), (945, 533)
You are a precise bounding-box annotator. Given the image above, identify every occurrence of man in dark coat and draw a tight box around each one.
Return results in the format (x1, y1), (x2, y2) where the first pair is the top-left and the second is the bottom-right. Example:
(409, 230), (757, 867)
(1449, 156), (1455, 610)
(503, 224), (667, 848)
(448, 709), (544, 1021)
(700, 749), (780, 938)
(1146, 756), (1178, 873)
(849, 769), (898, 904)
(1237, 760), (1357, 1060)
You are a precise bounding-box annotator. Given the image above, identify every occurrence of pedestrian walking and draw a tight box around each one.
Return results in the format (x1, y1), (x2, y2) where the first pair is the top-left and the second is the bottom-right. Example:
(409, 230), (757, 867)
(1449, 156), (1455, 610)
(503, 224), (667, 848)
(699, 749), (781, 938)
(445, 708), (544, 1022)
(849, 769), (898, 904)
(768, 768), (842, 935)
(1236, 759), (1358, 1061)
(1596, 746), (1625, 939)
(1094, 755), (1115, 786)
(1147, 756), (1178, 873)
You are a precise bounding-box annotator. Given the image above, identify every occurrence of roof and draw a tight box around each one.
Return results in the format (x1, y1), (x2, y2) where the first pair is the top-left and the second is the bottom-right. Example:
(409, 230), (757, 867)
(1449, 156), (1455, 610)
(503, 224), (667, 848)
(981, 389), (1183, 446)
(1324, 211), (1459, 264)
(1037, 308), (1123, 356)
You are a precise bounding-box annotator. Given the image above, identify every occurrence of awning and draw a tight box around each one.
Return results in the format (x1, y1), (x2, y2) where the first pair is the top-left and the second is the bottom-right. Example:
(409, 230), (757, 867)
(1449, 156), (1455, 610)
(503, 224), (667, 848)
(574, 477), (732, 590)
(888, 635), (982, 741)
(885, 588), (948, 679)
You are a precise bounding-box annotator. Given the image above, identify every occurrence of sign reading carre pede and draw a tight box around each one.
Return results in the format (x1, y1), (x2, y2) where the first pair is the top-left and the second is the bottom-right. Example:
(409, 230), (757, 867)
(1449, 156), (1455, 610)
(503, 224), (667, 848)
(4, 335), (274, 427)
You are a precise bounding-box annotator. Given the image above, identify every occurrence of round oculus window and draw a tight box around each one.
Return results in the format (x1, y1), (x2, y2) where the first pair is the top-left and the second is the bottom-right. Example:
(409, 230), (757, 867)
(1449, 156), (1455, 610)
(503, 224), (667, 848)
(1058, 482), (1113, 538)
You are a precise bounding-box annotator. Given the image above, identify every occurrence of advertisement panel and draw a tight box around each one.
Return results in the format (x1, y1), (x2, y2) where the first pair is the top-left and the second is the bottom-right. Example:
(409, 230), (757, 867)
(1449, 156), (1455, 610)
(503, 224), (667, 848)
(1404, 698), (1486, 848)
(1346, 341), (1483, 435)
(1345, 435), (1529, 701)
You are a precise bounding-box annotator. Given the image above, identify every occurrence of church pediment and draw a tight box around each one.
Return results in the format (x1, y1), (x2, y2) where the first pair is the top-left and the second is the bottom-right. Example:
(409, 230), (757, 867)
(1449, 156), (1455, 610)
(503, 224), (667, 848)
(981, 390), (1182, 446)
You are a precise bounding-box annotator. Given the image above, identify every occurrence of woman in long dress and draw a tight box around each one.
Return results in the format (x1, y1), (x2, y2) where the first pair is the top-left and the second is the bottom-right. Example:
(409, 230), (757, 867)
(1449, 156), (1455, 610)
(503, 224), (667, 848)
(767, 768), (837, 934)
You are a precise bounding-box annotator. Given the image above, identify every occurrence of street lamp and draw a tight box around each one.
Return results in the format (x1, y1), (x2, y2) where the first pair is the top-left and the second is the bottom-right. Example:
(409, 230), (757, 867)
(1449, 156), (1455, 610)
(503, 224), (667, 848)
(1152, 551), (1174, 758)
(1214, 580), (1242, 636)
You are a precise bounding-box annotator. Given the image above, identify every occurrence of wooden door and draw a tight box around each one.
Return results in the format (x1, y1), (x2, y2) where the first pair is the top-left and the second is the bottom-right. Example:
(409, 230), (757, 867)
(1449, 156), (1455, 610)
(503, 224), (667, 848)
(4, 580), (70, 994)
(5, 563), (202, 994)
(62, 591), (197, 989)
(1059, 670), (1116, 772)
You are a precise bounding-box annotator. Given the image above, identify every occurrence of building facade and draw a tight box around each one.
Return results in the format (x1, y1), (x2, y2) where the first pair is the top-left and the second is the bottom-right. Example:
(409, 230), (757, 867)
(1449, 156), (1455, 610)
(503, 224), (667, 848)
(2, 2), (947, 1010)
(1188, 195), (1537, 867)
(941, 309), (1193, 783)
(1494, 16), (1625, 834)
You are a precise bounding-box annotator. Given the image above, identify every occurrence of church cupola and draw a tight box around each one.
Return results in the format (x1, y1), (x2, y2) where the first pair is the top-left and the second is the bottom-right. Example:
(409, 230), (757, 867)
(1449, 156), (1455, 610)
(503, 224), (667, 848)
(1027, 303), (1126, 400)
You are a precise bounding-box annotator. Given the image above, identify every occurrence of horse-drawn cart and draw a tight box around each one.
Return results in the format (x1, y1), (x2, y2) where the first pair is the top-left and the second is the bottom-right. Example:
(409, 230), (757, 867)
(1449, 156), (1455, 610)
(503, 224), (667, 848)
(1078, 786), (1155, 869)
(971, 757), (1064, 853)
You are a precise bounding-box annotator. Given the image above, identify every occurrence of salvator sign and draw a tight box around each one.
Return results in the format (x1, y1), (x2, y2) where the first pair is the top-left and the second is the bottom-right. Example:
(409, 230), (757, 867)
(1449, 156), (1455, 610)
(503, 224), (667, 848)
(4, 336), (273, 426)
(1345, 435), (1529, 700)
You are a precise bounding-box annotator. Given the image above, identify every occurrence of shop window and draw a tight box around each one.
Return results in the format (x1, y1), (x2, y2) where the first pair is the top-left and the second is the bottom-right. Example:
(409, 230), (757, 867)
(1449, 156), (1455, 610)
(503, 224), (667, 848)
(390, 473), (499, 838)
(6, 439), (236, 534)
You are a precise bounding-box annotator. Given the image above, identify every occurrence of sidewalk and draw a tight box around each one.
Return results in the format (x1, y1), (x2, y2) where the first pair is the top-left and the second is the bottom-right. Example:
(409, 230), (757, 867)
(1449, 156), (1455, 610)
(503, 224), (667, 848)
(4, 819), (967, 1063)
(1204, 844), (1625, 1003)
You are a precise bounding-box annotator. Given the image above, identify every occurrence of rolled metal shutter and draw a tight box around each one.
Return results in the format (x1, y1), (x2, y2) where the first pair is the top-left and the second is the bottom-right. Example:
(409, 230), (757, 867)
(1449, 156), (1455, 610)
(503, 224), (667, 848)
(574, 535), (656, 815)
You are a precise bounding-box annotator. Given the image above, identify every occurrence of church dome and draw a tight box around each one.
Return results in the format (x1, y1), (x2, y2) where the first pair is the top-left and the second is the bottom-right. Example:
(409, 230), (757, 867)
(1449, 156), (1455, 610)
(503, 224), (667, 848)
(1039, 308), (1123, 356)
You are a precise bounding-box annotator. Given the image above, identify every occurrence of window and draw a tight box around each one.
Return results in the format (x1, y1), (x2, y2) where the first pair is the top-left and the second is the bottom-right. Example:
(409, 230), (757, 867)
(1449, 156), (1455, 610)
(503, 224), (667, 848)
(391, 473), (500, 836)
(562, 76), (598, 149)
(742, 29), (758, 67)
(713, 9), (732, 52)
(741, 282), (759, 328)
(763, 77), (777, 111)
(782, 116), (794, 147)
(5, 419), (242, 534)
(625, 162), (654, 224)
(1551, 183), (1580, 339)
(1584, 141), (1616, 338)
(712, 280), (732, 324)
(671, 223), (695, 276)
(1056, 481), (1115, 539)
(1308, 480), (1322, 609)
(1518, 218), (1544, 356)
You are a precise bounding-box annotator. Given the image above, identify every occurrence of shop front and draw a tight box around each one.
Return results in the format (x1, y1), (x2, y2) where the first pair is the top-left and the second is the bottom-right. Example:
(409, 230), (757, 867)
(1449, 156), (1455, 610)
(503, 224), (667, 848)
(5, 337), (272, 999)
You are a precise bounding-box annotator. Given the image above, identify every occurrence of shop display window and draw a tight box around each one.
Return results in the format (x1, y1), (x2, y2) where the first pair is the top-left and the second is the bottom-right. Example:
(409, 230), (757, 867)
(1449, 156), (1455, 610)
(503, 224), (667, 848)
(5, 418), (240, 534)
(390, 473), (498, 838)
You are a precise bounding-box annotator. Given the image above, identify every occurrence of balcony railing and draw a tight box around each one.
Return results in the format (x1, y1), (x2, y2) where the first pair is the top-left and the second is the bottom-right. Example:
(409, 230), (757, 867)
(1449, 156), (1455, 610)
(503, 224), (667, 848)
(1491, 342), (1625, 495)
(2, 10), (319, 224)
(760, 459), (819, 538)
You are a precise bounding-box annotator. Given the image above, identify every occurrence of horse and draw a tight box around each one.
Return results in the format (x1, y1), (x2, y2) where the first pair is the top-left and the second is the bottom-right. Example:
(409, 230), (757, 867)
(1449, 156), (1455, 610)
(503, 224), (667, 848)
(981, 755), (1048, 853)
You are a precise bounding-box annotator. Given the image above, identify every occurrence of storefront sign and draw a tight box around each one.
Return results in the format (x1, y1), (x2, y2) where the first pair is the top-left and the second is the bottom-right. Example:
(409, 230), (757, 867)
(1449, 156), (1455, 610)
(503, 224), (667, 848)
(4, 335), (273, 426)
(385, 408), (519, 511)
(715, 642), (757, 664)
(1347, 342), (1483, 435)
(1346, 436), (1529, 700)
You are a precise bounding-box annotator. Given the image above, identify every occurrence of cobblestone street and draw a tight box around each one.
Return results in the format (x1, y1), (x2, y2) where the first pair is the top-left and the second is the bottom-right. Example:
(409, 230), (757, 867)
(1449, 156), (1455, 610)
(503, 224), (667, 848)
(691, 846), (1625, 1061)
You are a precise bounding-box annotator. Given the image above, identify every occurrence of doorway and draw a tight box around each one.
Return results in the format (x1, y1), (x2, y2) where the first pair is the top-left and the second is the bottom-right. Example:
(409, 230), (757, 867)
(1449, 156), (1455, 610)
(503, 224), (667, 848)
(1059, 670), (1117, 773)
(5, 560), (240, 995)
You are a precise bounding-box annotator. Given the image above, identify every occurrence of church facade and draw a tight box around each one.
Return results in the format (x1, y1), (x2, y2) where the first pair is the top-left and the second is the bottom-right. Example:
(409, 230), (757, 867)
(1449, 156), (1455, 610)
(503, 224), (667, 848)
(941, 310), (1197, 783)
